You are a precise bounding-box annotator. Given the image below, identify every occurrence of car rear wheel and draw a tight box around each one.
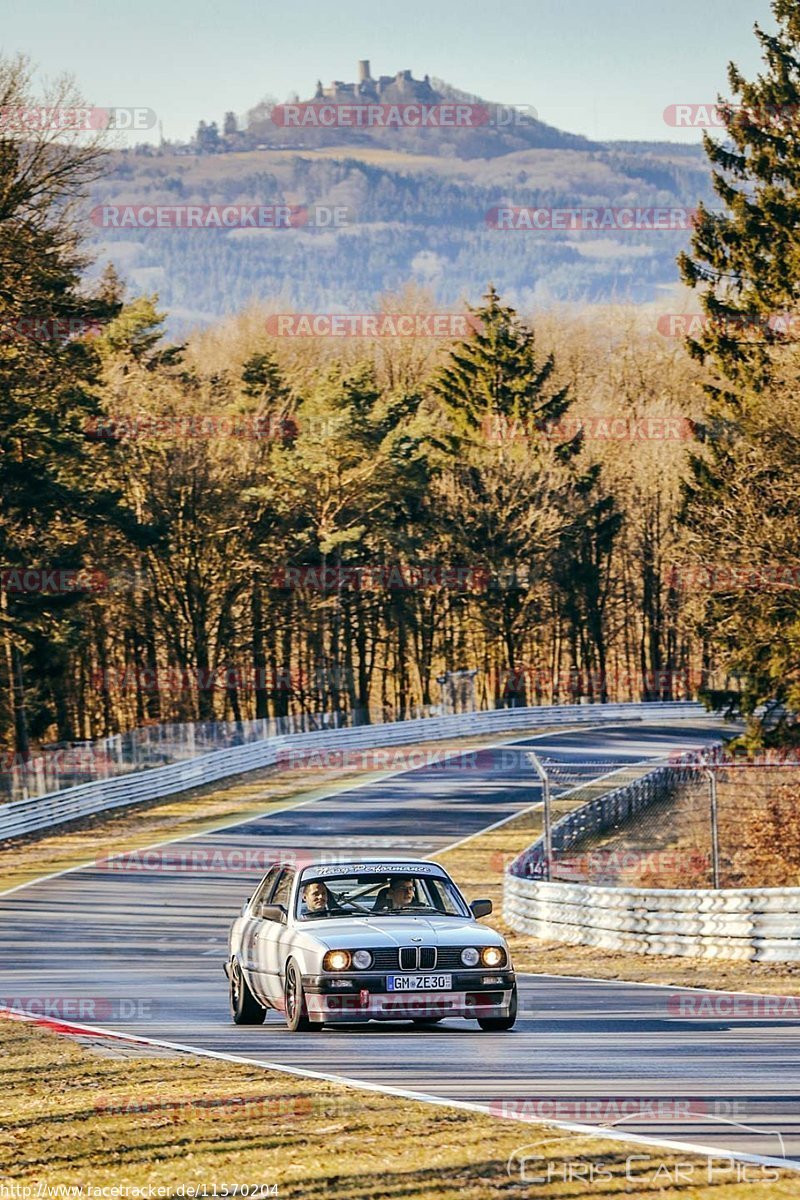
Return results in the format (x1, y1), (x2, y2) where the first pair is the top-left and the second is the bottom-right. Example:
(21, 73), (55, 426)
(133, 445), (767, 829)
(230, 958), (266, 1025)
(284, 960), (323, 1032)
(477, 984), (518, 1031)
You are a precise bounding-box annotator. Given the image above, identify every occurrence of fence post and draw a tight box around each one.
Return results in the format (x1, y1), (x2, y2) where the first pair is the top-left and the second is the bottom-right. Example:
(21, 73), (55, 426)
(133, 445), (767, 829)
(528, 752), (552, 881)
(705, 767), (721, 889)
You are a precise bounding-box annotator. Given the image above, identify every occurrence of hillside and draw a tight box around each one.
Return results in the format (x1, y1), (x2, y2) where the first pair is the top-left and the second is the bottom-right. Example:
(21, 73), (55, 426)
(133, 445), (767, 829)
(86, 69), (715, 334)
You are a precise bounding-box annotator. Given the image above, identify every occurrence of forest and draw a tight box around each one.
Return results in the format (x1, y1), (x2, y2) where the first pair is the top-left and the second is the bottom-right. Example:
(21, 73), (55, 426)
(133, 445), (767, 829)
(3, 6), (800, 759)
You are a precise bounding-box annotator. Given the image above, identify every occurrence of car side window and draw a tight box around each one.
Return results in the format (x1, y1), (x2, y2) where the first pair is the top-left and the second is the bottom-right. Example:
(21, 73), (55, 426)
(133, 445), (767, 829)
(270, 868), (295, 911)
(250, 866), (280, 916)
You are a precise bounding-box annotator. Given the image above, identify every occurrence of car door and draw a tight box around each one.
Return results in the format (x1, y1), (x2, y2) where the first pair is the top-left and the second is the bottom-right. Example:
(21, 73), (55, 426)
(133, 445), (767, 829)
(239, 866), (281, 1002)
(254, 867), (296, 1004)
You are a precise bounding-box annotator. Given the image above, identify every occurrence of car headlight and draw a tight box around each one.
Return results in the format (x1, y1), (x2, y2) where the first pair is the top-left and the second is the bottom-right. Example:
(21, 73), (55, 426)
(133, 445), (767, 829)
(481, 946), (506, 967)
(461, 947), (480, 967)
(352, 949), (373, 970)
(323, 949), (352, 971)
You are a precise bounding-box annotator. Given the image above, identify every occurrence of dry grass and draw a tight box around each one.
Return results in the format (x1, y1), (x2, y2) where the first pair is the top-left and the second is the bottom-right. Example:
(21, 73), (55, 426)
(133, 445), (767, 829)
(2, 1017), (795, 1198)
(558, 768), (800, 892)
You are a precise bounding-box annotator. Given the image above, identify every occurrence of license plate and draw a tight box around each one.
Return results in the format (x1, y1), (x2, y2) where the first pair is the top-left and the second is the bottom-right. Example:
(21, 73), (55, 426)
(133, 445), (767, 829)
(386, 974), (452, 991)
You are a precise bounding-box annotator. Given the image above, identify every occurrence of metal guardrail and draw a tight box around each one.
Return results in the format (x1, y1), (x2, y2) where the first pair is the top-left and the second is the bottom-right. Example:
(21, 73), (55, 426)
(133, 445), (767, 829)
(0, 701), (704, 842)
(1, 708), (368, 804)
(504, 752), (800, 962)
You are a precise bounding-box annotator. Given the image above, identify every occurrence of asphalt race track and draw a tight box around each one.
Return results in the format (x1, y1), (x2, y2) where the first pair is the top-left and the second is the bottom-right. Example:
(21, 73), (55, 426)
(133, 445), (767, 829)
(3, 719), (799, 1167)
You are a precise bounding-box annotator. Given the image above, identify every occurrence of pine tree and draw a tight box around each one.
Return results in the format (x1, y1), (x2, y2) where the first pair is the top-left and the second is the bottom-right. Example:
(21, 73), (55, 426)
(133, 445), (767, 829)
(678, 0), (800, 403)
(431, 287), (587, 702)
(678, 1), (800, 730)
(433, 284), (571, 439)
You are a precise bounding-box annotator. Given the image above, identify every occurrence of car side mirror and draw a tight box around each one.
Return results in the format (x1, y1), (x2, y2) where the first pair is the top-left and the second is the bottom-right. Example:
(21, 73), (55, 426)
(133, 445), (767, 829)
(261, 903), (288, 923)
(241, 897), (250, 916)
(470, 899), (493, 919)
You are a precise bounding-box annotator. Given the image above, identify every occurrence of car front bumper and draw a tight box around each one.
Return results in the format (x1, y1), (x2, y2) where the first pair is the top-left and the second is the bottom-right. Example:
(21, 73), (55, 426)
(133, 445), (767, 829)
(302, 970), (516, 1023)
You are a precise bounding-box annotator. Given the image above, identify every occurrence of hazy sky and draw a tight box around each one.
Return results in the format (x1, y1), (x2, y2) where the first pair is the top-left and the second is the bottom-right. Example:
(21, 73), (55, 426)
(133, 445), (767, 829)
(3, 0), (777, 144)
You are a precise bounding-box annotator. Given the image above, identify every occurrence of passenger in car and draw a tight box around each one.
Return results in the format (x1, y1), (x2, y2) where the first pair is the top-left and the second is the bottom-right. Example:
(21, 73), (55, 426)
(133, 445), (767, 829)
(301, 880), (342, 915)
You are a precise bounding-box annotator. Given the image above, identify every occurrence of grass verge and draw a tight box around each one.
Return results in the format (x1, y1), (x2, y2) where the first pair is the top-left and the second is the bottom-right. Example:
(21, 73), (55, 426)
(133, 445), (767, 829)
(1, 1016), (795, 1198)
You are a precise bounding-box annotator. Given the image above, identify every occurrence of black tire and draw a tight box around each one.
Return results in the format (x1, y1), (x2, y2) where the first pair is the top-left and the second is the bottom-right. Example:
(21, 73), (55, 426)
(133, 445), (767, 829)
(229, 958), (266, 1025)
(477, 984), (518, 1032)
(284, 960), (323, 1032)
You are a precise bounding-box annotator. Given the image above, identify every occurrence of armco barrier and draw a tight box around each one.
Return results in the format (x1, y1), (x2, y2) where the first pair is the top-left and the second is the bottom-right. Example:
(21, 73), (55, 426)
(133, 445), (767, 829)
(504, 755), (800, 962)
(0, 701), (703, 841)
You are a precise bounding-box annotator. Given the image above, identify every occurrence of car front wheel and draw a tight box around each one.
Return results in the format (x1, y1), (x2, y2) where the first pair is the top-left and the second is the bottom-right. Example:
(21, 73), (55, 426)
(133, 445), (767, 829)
(229, 958), (266, 1025)
(477, 984), (518, 1031)
(284, 960), (323, 1032)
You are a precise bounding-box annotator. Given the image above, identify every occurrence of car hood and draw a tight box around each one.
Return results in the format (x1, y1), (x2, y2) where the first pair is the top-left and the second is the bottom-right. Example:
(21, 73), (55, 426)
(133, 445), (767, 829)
(297, 915), (506, 951)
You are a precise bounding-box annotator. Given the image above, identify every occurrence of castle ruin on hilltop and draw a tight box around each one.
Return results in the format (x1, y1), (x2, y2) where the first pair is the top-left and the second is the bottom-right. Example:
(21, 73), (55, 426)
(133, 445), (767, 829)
(312, 61), (439, 105)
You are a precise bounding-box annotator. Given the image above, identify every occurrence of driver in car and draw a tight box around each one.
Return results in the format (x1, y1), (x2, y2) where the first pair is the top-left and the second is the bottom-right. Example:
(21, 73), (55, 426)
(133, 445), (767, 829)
(374, 876), (423, 911)
(301, 880), (342, 915)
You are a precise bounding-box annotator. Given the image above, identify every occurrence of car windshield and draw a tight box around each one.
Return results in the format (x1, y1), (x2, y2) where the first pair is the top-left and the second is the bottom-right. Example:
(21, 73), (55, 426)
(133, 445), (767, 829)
(296, 872), (470, 920)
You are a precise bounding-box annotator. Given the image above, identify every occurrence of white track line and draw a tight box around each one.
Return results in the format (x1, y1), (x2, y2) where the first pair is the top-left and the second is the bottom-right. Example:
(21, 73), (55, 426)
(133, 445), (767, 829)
(2, 1007), (794, 1173)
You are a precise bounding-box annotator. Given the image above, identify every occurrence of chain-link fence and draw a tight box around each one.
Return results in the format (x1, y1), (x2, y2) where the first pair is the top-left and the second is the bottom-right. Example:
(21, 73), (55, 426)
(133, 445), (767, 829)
(0, 707), (375, 804)
(525, 755), (800, 890)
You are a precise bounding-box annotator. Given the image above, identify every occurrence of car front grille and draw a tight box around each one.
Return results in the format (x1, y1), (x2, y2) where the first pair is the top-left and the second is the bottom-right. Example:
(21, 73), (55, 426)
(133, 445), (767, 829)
(364, 947), (482, 971)
(436, 947), (474, 970)
(368, 948), (401, 971)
